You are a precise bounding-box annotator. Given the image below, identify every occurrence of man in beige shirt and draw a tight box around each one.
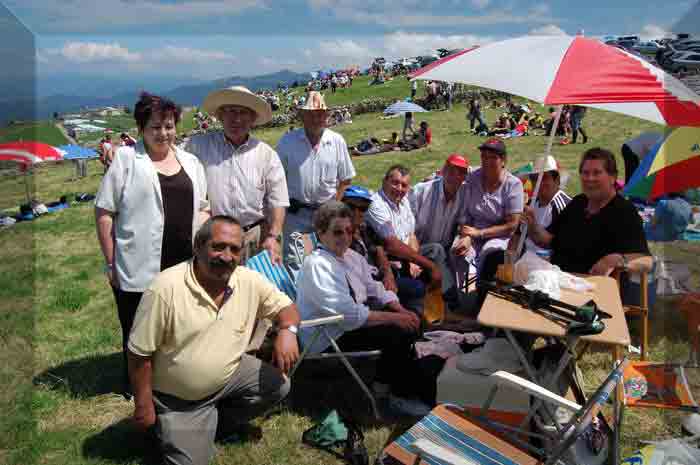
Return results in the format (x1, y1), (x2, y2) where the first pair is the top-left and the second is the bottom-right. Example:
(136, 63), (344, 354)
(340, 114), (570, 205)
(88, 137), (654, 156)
(186, 86), (290, 264)
(128, 216), (300, 465)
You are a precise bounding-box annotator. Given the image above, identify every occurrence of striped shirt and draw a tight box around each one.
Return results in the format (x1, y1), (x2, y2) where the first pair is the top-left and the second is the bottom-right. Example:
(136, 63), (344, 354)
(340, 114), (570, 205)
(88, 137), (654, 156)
(525, 189), (571, 254)
(185, 132), (289, 227)
(409, 177), (469, 247)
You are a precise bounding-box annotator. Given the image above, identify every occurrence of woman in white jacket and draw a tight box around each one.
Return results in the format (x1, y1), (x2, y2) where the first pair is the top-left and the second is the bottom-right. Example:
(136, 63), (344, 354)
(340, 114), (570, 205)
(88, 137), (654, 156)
(95, 93), (210, 398)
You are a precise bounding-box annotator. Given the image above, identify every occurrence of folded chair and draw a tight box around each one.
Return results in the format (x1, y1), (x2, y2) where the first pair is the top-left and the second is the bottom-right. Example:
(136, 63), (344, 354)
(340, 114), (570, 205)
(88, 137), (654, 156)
(245, 249), (382, 419)
(379, 358), (630, 465)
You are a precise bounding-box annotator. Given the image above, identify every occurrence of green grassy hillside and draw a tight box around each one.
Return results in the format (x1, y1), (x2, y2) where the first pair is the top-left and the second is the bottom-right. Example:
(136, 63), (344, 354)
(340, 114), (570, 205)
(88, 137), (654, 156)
(0, 76), (698, 465)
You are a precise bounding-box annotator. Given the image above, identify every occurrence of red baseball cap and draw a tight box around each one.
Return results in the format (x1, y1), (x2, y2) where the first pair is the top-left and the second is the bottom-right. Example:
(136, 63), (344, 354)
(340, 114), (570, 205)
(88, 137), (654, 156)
(446, 154), (469, 170)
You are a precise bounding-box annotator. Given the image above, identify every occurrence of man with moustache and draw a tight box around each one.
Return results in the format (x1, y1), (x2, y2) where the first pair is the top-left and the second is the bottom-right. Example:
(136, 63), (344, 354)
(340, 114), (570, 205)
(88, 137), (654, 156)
(127, 216), (300, 465)
(186, 86), (289, 264)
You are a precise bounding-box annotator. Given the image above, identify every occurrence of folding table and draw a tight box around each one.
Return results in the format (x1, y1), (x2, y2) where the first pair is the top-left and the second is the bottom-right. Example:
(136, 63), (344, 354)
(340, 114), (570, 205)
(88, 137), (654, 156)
(477, 275), (630, 440)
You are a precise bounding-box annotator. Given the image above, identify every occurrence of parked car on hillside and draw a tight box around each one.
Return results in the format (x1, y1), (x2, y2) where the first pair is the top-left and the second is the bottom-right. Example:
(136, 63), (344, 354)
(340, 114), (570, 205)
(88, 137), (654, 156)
(668, 51), (700, 73)
(633, 41), (663, 54)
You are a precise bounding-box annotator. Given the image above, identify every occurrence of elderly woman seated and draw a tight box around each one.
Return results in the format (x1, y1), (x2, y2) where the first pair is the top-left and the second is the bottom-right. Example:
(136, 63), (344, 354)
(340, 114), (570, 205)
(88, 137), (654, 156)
(296, 201), (433, 407)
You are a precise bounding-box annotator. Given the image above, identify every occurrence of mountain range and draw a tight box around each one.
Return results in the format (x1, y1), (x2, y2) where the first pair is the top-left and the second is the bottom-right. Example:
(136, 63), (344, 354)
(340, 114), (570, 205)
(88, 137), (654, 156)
(1, 70), (311, 125)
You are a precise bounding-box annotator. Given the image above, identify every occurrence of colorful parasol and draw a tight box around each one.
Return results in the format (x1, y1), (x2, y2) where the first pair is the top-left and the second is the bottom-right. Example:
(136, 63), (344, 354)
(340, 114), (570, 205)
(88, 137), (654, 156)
(623, 127), (700, 200)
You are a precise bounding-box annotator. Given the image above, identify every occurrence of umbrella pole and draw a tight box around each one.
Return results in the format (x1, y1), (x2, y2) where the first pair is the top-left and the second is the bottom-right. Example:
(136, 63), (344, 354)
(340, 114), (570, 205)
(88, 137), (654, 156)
(24, 171), (32, 204)
(514, 105), (563, 257)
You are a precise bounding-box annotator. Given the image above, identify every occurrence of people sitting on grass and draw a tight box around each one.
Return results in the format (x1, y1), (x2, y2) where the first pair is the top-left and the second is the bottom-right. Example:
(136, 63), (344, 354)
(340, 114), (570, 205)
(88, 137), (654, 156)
(295, 201), (433, 409)
(402, 121), (431, 150)
(452, 138), (524, 289)
(488, 114), (514, 136)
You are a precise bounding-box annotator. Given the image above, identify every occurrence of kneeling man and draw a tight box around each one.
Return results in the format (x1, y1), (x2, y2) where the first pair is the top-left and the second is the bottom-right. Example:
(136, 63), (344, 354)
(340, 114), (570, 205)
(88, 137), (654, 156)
(127, 216), (300, 465)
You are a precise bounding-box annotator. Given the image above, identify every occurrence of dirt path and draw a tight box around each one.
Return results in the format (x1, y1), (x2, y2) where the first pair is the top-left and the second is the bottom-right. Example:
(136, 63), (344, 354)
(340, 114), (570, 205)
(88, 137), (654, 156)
(55, 122), (77, 145)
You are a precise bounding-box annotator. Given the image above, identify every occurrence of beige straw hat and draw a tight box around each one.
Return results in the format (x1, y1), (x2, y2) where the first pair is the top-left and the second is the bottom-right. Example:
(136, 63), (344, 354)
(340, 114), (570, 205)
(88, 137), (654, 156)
(202, 86), (273, 126)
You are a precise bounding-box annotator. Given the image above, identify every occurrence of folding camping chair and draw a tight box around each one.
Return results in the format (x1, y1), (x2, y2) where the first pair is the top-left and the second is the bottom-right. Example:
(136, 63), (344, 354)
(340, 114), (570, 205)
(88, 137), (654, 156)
(379, 358), (630, 465)
(245, 249), (382, 419)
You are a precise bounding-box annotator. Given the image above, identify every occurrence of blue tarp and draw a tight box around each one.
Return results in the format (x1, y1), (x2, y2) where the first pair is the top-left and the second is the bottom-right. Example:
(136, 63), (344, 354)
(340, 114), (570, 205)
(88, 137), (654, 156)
(58, 145), (98, 160)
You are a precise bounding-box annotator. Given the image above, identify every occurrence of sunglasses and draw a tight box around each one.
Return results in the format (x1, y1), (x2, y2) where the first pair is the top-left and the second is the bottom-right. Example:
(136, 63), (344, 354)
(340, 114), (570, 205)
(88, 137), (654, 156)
(331, 227), (353, 237)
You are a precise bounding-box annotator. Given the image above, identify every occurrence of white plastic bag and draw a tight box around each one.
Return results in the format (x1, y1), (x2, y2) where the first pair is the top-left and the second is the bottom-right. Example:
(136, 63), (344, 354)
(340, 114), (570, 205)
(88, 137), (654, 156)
(622, 438), (700, 464)
(513, 251), (553, 285)
(524, 269), (561, 299)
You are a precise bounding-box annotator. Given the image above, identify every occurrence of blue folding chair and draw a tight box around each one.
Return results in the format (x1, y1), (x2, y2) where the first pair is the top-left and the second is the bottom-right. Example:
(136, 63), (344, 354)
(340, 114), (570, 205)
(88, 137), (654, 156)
(246, 249), (382, 419)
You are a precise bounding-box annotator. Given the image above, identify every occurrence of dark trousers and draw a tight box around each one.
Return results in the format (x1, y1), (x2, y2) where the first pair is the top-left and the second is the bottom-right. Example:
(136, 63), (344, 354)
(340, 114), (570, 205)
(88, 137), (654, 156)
(111, 286), (143, 394)
(332, 323), (420, 395)
(622, 144), (640, 184)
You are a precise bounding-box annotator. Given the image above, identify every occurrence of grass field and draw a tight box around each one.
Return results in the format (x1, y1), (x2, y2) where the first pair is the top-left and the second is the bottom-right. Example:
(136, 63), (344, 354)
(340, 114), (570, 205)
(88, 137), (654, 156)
(1, 76), (699, 465)
(0, 121), (69, 146)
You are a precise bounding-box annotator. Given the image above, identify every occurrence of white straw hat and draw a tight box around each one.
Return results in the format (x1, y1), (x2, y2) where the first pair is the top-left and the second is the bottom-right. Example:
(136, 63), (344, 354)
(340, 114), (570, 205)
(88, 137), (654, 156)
(202, 86), (273, 126)
(298, 91), (328, 111)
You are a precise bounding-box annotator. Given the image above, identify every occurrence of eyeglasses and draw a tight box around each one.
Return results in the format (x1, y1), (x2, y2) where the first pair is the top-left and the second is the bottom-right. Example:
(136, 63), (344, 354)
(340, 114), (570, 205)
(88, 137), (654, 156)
(331, 227), (353, 237)
(346, 203), (369, 213)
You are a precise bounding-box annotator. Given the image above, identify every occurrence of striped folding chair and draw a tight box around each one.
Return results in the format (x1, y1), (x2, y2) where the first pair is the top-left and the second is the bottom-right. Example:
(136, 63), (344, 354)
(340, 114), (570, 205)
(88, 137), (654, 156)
(246, 249), (382, 419)
(379, 358), (630, 465)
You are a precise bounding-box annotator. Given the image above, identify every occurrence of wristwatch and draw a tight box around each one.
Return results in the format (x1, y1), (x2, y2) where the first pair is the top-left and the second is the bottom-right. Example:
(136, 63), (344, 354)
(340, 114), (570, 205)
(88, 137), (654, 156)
(266, 233), (283, 244)
(104, 263), (114, 274)
(280, 324), (298, 335)
(619, 254), (628, 271)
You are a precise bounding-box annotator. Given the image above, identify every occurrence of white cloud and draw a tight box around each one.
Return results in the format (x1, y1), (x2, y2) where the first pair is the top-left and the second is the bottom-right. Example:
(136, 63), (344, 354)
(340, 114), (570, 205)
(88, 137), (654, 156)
(156, 46), (237, 65)
(383, 31), (490, 57)
(639, 24), (670, 40)
(528, 24), (567, 36)
(52, 42), (142, 63)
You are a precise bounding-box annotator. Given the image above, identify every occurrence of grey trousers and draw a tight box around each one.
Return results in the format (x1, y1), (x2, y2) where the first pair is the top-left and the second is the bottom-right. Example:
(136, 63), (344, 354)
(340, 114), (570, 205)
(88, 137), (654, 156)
(282, 208), (315, 278)
(153, 354), (290, 465)
(419, 242), (456, 293)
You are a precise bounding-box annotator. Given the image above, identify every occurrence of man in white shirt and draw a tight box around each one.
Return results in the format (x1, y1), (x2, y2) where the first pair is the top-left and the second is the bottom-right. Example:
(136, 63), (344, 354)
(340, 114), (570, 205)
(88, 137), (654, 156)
(276, 91), (356, 275)
(409, 154), (471, 305)
(187, 86), (289, 264)
(365, 164), (443, 299)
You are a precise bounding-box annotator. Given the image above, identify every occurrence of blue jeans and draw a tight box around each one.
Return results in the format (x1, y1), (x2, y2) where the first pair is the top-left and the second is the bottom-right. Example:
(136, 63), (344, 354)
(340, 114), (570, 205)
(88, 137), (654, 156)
(469, 113), (485, 130)
(396, 276), (426, 315)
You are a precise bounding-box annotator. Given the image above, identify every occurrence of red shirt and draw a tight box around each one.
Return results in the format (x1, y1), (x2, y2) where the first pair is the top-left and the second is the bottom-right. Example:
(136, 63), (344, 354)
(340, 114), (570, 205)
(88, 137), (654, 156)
(425, 127), (432, 145)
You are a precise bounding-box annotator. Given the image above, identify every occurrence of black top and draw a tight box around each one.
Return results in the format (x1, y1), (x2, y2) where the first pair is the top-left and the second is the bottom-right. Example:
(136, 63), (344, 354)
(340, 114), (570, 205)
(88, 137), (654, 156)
(547, 194), (649, 274)
(159, 167), (194, 270)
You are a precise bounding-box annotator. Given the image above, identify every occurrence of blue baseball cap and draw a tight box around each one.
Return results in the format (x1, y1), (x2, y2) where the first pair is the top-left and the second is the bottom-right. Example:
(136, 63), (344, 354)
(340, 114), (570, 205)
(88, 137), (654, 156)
(342, 185), (373, 203)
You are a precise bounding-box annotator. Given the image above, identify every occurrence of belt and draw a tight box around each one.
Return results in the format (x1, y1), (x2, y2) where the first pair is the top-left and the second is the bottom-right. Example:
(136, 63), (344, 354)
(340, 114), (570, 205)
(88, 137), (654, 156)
(242, 219), (265, 232)
(289, 198), (321, 214)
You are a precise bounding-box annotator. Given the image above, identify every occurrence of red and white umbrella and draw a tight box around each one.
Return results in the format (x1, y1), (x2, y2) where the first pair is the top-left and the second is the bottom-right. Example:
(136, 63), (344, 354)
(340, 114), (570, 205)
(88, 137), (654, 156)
(410, 35), (700, 127)
(0, 141), (64, 203)
(0, 141), (64, 165)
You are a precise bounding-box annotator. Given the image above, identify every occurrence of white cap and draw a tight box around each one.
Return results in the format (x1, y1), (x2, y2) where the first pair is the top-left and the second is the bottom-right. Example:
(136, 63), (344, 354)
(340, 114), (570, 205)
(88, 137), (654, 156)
(533, 155), (559, 173)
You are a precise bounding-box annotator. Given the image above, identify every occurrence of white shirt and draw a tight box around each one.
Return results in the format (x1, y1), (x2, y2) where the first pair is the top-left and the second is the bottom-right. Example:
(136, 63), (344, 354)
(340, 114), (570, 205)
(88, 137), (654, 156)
(525, 190), (571, 255)
(276, 128), (356, 204)
(185, 132), (289, 227)
(366, 189), (416, 244)
(296, 247), (397, 353)
(410, 177), (469, 246)
(95, 142), (209, 292)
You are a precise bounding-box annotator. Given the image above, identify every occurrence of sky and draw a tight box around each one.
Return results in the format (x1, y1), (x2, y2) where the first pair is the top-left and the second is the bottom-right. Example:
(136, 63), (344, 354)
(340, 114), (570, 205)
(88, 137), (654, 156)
(1, 0), (698, 96)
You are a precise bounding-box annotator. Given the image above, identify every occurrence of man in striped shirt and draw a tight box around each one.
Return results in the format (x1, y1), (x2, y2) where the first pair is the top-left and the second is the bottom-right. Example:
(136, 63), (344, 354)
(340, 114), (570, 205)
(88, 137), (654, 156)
(187, 86), (290, 264)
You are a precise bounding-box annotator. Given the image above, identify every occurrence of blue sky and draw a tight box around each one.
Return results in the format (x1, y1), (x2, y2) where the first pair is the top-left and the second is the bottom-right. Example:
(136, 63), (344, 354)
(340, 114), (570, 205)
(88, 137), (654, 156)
(1, 0), (698, 95)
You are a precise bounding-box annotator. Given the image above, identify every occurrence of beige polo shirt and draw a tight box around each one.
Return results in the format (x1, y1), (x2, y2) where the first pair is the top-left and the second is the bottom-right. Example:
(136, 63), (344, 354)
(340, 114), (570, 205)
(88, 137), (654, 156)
(128, 260), (292, 401)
